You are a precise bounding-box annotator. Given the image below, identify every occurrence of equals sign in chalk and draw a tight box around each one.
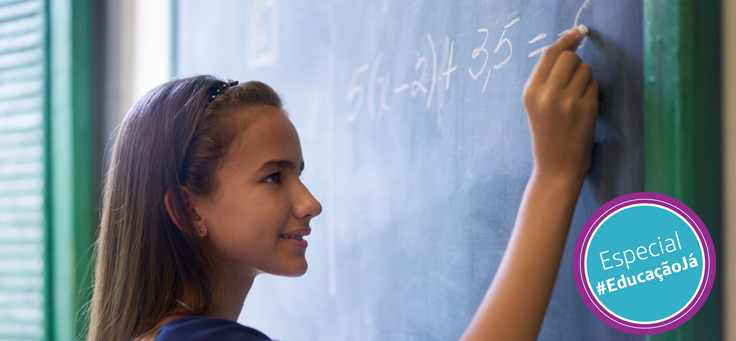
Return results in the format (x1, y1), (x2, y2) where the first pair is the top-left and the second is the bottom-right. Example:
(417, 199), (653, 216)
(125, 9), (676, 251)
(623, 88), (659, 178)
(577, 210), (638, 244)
(528, 24), (589, 58)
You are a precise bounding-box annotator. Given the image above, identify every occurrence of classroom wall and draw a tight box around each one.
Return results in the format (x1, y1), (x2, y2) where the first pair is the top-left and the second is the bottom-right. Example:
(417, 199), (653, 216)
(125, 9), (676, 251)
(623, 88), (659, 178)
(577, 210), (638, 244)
(103, 0), (171, 149)
(103, 0), (134, 145)
(724, 0), (736, 339)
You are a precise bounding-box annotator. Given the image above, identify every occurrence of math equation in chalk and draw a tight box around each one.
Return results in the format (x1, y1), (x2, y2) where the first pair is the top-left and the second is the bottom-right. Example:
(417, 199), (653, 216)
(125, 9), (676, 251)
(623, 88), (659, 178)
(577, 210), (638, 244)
(345, 0), (591, 123)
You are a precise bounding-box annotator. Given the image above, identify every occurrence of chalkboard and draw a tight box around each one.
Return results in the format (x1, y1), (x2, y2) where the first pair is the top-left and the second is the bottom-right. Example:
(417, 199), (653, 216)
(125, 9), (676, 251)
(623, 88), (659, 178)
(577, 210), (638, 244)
(176, 0), (644, 340)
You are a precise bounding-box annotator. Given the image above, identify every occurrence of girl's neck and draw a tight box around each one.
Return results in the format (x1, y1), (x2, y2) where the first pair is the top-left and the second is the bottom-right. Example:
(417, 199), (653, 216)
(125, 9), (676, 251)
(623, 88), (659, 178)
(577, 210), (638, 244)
(138, 265), (258, 341)
(212, 267), (258, 321)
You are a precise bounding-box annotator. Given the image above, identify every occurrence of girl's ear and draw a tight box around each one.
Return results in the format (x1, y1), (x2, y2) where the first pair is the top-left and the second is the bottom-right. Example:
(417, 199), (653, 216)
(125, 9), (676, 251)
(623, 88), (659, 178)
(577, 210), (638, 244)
(164, 186), (207, 238)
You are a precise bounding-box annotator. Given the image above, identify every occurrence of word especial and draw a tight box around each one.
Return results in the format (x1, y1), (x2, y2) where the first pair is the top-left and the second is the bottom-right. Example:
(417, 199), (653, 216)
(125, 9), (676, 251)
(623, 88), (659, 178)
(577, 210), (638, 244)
(599, 231), (683, 270)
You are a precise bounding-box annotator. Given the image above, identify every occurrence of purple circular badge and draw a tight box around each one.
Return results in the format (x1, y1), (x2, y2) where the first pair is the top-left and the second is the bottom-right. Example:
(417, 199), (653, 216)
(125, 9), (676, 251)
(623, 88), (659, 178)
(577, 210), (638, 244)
(573, 192), (716, 335)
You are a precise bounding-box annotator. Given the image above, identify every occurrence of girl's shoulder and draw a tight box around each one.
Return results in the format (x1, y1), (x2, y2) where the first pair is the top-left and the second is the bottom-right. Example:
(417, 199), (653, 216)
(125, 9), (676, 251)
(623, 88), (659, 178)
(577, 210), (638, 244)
(155, 316), (272, 341)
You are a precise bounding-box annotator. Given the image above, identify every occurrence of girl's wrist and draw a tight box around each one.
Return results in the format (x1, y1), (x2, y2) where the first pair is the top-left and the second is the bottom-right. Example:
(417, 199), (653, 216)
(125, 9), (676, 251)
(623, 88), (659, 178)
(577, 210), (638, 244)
(530, 168), (586, 194)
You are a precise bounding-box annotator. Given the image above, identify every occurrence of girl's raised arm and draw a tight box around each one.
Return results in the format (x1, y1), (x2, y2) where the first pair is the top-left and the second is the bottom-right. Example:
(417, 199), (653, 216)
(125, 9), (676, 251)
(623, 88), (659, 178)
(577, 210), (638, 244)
(460, 27), (599, 341)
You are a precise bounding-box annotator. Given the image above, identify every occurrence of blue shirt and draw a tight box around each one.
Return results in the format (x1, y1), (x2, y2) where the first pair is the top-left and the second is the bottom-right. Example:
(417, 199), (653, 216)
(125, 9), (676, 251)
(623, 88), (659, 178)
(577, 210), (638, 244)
(156, 316), (272, 341)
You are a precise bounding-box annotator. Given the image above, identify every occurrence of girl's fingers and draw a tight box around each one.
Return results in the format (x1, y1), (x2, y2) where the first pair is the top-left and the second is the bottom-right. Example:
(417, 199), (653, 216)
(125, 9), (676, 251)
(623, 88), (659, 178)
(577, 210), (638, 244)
(583, 78), (599, 112)
(567, 62), (592, 96)
(547, 51), (582, 88)
(528, 27), (582, 85)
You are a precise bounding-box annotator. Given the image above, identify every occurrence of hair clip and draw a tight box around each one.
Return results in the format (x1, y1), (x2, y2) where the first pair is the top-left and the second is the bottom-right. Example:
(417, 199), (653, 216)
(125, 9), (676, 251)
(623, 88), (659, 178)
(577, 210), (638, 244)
(206, 80), (239, 106)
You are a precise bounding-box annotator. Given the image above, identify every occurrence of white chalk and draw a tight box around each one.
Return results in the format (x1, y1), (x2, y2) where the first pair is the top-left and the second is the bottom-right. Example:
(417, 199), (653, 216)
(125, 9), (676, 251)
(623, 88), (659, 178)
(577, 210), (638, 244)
(577, 24), (589, 39)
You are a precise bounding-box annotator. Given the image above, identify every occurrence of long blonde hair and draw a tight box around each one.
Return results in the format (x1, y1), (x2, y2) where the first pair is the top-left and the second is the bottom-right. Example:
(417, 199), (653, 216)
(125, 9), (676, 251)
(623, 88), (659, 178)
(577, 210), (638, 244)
(87, 76), (283, 341)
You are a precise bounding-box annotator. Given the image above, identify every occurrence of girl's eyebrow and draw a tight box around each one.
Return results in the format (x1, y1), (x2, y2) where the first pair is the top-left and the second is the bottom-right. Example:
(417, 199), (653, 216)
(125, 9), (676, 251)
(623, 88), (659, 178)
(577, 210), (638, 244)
(257, 160), (305, 174)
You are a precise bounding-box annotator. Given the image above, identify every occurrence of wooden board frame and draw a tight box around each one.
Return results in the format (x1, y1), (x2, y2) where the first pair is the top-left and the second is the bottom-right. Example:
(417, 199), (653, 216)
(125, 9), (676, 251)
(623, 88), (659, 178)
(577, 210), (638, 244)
(644, 0), (722, 339)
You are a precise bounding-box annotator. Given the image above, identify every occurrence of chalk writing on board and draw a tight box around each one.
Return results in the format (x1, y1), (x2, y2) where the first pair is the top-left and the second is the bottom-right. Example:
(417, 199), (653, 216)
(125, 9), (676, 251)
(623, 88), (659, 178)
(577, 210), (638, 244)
(426, 34), (437, 108)
(409, 53), (426, 96)
(574, 0), (592, 49)
(345, 0), (592, 122)
(468, 28), (489, 81)
(493, 18), (518, 70)
(346, 64), (370, 122)
(441, 39), (457, 91)
(375, 75), (392, 119)
(530, 0), (591, 57)
(528, 33), (547, 44)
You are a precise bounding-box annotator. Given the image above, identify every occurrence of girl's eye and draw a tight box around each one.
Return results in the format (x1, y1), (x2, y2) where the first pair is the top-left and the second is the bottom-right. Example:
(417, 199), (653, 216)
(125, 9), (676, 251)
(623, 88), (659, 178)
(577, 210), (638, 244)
(264, 172), (281, 183)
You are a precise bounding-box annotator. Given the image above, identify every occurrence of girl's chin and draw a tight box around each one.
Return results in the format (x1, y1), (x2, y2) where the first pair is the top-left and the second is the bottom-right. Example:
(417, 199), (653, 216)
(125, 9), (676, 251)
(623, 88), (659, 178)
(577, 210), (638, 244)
(272, 260), (308, 277)
(290, 261), (308, 277)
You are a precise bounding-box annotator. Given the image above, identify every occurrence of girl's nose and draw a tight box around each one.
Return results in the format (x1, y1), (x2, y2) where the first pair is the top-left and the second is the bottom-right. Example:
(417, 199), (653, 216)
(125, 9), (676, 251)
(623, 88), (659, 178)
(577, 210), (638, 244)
(294, 181), (322, 220)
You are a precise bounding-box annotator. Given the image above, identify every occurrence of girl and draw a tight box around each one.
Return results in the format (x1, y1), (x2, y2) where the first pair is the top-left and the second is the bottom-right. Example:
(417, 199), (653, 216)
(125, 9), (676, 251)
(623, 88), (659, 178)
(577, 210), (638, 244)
(87, 27), (597, 341)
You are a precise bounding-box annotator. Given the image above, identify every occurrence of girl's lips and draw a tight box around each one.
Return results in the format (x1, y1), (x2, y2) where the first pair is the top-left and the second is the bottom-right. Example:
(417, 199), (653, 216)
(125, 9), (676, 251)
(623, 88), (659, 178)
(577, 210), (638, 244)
(280, 236), (308, 248)
(280, 228), (311, 236)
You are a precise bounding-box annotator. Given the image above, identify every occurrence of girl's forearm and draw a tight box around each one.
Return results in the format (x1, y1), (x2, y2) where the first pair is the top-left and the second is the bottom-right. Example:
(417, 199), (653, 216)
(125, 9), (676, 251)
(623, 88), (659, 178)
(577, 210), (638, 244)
(460, 171), (583, 341)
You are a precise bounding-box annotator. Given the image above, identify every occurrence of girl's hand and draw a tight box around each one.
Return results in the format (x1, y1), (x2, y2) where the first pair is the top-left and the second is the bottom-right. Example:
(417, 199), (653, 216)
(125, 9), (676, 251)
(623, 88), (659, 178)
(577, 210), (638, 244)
(522, 27), (599, 183)
(461, 27), (598, 341)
